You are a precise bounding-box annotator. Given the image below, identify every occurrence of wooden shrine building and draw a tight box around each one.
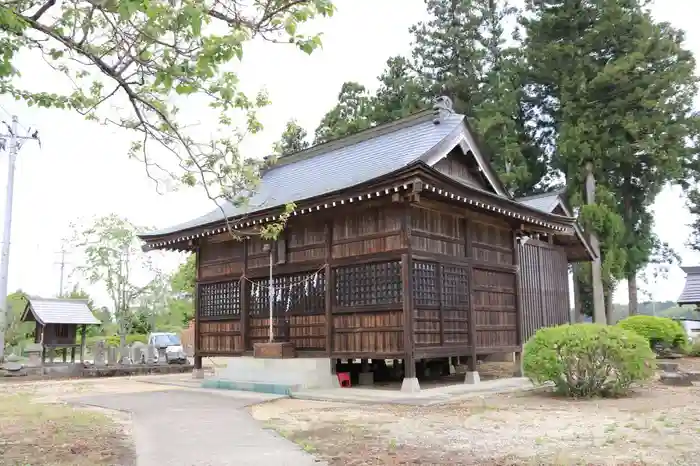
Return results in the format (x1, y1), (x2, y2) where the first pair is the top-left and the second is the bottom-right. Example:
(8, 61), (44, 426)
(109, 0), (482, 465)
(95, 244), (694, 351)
(21, 297), (100, 364)
(678, 266), (700, 307)
(139, 97), (594, 387)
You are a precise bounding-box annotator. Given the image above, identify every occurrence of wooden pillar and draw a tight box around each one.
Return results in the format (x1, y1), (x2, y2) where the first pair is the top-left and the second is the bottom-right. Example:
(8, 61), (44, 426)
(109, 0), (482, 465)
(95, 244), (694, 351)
(62, 348), (67, 363)
(80, 325), (86, 363)
(241, 240), (249, 351)
(513, 231), (523, 349)
(194, 240), (202, 369)
(325, 220), (334, 356)
(401, 253), (415, 379)
(437, 264), (444, 346)
(465, 218), (477, 373)
(71, 346), (76, 363)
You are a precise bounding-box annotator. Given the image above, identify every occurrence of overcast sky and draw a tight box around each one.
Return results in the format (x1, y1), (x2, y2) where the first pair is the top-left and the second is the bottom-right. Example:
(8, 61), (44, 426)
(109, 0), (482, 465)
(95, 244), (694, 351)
(0, 0), (697, 309)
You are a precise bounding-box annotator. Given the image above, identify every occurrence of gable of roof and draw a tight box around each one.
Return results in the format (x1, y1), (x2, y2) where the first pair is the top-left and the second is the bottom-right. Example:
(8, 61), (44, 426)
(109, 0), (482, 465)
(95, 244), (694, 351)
(21, 297), (100, 326)
(518, 191), (571, 216)
(679, 266), (700, 305)
(516, 190), (595, 262)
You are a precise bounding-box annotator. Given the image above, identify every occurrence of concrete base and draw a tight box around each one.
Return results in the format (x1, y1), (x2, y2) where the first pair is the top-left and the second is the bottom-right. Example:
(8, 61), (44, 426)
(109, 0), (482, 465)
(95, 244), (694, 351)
(358, 372), (374, 386)
(214, 357), (339, 391)
(513, 352), (523, 377)
(400, 377), (421, 393)
(465, 371), (480, 384)
(192, 368), (204, 379)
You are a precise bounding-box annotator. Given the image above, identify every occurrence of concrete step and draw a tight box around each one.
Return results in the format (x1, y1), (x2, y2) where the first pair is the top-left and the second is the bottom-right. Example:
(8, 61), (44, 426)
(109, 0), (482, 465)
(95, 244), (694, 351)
(201, 378), (299, 395)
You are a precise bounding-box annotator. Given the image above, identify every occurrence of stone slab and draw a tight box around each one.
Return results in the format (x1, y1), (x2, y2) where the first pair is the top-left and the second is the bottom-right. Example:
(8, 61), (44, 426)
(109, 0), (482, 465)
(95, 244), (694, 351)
(659, 372), (693, 387)
(201, 378), (300, 395)
(657, 362), (679, 372)
(294, 377), (537, 406)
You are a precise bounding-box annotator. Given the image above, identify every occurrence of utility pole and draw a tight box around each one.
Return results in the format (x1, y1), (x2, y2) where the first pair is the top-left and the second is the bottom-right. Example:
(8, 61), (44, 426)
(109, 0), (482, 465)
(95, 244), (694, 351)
(55, 248), (69, 297)
(0, 116), (40, 362)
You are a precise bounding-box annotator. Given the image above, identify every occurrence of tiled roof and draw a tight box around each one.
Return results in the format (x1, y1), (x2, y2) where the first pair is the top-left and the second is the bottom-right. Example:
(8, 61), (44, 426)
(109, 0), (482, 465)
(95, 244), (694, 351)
(518, 192), (566, 214)
(142, 111), (465, 237)
(678, 266), (700, 305)
(22, 297), (100, 325)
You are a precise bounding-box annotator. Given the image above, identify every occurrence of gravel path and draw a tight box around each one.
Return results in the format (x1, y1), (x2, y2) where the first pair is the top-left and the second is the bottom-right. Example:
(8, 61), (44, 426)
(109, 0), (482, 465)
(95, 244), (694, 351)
(73, 389), (326, 466)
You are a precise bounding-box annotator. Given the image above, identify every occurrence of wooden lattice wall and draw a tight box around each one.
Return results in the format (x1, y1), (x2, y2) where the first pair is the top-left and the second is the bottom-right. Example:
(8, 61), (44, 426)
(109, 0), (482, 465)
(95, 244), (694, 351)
(518, 239), (571, 342)
(193, 194), (568, 359)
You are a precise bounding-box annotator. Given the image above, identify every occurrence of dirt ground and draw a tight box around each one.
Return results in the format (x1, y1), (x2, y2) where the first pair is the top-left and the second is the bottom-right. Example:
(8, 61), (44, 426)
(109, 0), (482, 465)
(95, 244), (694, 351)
(252, 360), (700, 466)
(0, 376), (169, 466)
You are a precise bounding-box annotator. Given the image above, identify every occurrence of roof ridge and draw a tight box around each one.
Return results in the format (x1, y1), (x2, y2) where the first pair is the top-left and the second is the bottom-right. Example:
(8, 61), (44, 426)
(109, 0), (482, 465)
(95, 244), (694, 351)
(266, 109), (438, 172)
(517, 189), (566, 201)
(29, 296), (90, 302)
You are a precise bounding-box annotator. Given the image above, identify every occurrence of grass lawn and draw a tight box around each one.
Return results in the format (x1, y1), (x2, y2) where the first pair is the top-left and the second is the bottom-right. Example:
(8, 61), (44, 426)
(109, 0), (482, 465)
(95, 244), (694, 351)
(253, 360), (700, 466)
(0, 393), (135, 466)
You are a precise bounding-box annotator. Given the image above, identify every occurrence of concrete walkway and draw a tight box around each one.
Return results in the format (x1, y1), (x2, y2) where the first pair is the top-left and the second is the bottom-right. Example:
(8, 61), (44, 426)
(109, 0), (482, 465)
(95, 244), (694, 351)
(72, 388), (326, 466)
(291, 376), (537, 405)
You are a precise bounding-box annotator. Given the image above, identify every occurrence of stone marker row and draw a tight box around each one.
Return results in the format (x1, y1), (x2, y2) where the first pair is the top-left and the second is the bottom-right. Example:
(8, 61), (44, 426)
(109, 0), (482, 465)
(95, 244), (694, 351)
(92, 340), (159, 366)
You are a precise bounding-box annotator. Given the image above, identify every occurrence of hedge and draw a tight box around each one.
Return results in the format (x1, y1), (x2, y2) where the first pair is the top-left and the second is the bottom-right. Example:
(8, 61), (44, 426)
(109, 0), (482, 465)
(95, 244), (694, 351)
(523, 323), (655, 398)
(616, 315), (687, 352)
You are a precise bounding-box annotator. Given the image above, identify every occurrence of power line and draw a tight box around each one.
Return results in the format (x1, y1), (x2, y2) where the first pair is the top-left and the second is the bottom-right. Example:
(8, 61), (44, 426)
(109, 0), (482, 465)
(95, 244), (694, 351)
(0, 115), (41, 362)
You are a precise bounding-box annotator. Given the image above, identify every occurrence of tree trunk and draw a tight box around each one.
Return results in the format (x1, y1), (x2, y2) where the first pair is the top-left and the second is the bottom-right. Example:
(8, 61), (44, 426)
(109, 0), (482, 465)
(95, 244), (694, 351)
(605, 285), (616, 325)
(572, 264), (583, 322)
(627, 272), (638, 316)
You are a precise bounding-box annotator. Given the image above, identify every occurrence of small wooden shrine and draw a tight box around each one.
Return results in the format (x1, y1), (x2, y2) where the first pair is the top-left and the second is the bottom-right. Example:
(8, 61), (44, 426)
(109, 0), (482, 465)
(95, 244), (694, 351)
(139, 97), (594, 389)
(21, 297), (100, 363)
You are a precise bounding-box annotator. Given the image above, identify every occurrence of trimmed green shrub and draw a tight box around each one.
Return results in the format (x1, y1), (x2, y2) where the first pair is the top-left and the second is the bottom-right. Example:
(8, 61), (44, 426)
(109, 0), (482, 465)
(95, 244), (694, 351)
(617, 315), (688, 352)
(523, 323), (655, 398)
(688, 337), (700, 357)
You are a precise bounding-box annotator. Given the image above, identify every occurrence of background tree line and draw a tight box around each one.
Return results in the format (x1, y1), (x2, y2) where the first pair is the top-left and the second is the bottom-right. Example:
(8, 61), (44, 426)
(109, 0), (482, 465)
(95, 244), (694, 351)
(3, 216), (196, 354)
(273, 0), (700, 320)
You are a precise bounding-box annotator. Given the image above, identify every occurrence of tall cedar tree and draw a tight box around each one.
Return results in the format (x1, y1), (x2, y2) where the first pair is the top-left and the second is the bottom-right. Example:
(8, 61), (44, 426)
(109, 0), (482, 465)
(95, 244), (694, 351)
(314, 82), (374, 144)
(316, 0), (547, 195)
(273, 120), (310, 155)
(410, 0), (549, 195)
(523, 0), (698, 316)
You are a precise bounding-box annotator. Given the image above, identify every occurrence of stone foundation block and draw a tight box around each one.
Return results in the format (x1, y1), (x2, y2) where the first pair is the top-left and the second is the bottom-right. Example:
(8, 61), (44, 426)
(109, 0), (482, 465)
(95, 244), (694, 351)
(400, 377), (421, 393)
(465, 371), (480, 384)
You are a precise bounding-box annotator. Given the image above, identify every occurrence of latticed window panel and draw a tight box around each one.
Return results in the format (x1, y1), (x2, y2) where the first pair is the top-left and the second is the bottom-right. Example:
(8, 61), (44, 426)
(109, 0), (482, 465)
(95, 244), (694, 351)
(334, 261), (402, 307)
(441, 265), (470, 308)
(199, 280), (241, 318)
(249, 271), (326, 316)
(412, 261), (439, 307)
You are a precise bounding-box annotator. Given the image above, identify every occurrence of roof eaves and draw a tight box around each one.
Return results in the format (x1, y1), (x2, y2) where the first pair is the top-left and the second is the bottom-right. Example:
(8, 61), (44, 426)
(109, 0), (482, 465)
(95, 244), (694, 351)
(139, 160), (430, 246)
(418, 164), (577, 231)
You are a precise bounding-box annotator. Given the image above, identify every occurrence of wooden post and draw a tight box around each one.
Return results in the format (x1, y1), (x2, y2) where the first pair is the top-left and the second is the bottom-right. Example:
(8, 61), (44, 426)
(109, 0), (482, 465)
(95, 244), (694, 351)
(512, 231), (524, 377)
(401, 253), (415, 380)
(241, 240), (249, 351)
(80, 325), (86, 363)
(194, 241), (202, 371)
(437, 264), (444, 346)
(465, 218), (477, 373)
(584, 162), (606, 324)
(325, 220), (333, 356)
